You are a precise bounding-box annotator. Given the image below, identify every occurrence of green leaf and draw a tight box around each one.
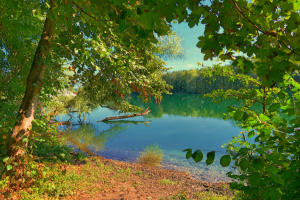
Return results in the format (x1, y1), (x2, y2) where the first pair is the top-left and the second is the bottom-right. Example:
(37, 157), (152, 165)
(2, 157), (9, 163)
(248, 173), (260, 185)
(6, 165), (12, 171)
(22, 138), (29, 143)
(253, 158), (264, 170)
(220, 155), (231, 167)
(206, 151), (215, 165)
(271, 174), (284, 185)
(238, 148), (249, 156)
(268, 187), (283, 200)
(269, 103), (280, 112)
(259, 114), (270, 121)
(248, 130), (255, 138)
(239, 158), (249, 171)
(183, 148), (192, 159)
(255, 135), (260, 142)
(234, 110), (244, 120)
(192, 150), (203, 163)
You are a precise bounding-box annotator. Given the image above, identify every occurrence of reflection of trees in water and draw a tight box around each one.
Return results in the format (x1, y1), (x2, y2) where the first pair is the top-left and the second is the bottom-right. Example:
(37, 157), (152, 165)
(130, 93), (240, 119)
(65, 124), (128, 155)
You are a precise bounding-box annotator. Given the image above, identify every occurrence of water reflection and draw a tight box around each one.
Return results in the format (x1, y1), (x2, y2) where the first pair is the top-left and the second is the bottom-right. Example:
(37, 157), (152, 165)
(130, 93), (239, 119)
(59, 94), (240, 182)
(65, 124), (128, 155)
(62, 94), (239, 156)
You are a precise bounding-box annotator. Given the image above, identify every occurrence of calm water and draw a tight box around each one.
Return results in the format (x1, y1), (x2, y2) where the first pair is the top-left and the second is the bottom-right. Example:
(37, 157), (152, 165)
(57, 94), (241, 182)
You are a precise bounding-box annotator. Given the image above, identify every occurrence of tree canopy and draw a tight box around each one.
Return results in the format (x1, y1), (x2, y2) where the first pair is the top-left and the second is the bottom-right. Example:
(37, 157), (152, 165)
(188, 0), (300, 86)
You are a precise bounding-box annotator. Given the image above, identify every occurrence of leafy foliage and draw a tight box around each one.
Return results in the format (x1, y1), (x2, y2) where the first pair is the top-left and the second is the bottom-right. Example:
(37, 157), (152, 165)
(181, 0), (300, 199)
(185, 64), (300, 199)
(186, 0), (300, 86)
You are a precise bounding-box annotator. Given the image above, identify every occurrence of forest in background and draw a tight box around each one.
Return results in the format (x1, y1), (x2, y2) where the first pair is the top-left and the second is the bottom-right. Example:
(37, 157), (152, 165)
(163, 67), (300, 94)
(163, 66), (243, 94)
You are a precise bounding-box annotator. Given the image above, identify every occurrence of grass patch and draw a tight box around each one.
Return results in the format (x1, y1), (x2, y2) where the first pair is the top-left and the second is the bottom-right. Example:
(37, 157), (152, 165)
(114, 167), (132, 182)
(159, 178), (178, 185)
(161, 191), (233, 200)
(10, 164), (83, 200)
(160, 192), (189, 200)
(6, 159), (111, 199)
(194, 191), (233, 200)
(137, 144), (163, 167)
(136, 170), (143, 175)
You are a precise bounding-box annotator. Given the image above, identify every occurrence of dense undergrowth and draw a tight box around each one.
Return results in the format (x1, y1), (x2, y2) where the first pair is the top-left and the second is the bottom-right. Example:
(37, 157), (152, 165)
(0, 116), (86, 199)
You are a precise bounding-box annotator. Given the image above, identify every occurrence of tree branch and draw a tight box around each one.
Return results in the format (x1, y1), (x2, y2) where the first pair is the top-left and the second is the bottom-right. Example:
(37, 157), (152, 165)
(72, 1), (98, 21)
(56, 42), (77, 56)
(98, 107), (151, 122)
(231, 0), (299, 56)
(231, 0), (265, 34)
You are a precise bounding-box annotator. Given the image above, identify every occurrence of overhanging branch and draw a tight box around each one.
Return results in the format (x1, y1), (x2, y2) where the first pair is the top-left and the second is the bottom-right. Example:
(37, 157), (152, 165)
(231, 0), (299, 56)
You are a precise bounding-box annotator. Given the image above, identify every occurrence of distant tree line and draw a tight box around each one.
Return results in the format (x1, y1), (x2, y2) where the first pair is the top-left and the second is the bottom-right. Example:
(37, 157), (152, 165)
(163, 67), (300, 95)
(163, 67), (244, 94)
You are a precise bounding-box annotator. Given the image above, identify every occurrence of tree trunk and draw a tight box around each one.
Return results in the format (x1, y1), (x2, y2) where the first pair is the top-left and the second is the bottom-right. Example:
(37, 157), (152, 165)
(98, 107), (151, 122)
(8, 0), (56, 161)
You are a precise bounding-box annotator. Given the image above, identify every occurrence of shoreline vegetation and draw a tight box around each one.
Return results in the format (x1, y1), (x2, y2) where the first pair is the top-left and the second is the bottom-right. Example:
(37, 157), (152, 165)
(2, 115), (234, 199)
(6, 155), (233, 200)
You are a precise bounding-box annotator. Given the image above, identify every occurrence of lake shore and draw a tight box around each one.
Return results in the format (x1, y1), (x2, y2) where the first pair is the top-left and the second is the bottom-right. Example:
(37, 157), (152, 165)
(69, 156), (233, 200)
(67, 156), (233, 200)
(8, 156), (233, 200)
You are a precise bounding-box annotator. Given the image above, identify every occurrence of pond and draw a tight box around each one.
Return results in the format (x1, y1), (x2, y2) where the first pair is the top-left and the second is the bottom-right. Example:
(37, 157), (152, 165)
(56, 93), (241, 182)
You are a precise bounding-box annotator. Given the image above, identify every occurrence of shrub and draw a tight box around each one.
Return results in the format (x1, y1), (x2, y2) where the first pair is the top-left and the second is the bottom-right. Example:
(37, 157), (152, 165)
(137, 144), (163, 167)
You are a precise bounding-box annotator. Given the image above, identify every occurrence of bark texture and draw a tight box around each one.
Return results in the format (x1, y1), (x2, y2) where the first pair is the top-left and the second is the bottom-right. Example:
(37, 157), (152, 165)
(8, 0), (56, 160)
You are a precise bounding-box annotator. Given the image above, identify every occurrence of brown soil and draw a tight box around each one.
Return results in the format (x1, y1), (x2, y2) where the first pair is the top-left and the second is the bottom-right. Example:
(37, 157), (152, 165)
(65, 157), (232, 200)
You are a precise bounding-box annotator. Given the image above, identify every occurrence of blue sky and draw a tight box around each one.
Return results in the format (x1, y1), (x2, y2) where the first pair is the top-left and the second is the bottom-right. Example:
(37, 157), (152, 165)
(165, 22), (217, 71)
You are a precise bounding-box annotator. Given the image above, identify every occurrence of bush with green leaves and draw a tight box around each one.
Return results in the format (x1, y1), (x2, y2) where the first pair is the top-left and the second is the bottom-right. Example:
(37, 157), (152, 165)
(184, 66), (300, 200)
(181, 0), (300, 199)
(0, 112), (86, 195)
